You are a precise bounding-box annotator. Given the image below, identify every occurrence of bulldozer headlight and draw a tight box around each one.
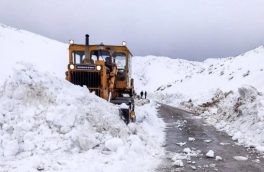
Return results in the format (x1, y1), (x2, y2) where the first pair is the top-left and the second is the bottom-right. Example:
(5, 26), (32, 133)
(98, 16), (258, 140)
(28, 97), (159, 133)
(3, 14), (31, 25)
(122, 41), (127, 46)
(96, 65), (101, 71)
(69, 40), (74, 44)
(69, 64), (75, 70)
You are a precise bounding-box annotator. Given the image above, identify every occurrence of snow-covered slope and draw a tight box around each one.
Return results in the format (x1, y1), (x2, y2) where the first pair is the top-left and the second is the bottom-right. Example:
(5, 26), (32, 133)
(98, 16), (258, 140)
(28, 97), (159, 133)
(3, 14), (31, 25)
(132, 46), (264, 152)
(0, 24), (165, 171)
(133, 46), (264, 100)
(0, 23), (68, 82)
(132, 56), (203, 93)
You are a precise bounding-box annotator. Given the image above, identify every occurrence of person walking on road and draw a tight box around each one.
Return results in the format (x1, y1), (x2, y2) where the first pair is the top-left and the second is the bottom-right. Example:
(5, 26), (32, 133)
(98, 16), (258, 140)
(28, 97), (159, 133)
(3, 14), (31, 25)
(144, 91), (147, 99)
(140, 91), (143, 99)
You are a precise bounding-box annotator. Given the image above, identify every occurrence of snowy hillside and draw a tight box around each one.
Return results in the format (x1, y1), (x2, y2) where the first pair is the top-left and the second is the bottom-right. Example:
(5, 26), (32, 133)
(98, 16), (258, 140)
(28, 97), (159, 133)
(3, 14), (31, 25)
(0, 24), (165, 171)
(0, 23), (68, 82)
(133, 46), (264, 100)
(132, 46), (264, 152)
(132, 56), (203, 93)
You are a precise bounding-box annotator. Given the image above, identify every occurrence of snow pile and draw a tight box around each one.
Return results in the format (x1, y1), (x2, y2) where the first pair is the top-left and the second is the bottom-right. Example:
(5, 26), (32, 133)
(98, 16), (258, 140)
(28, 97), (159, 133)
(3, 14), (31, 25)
(170, 147), (201, 168)
(0, 62), (126, 157)
(0, 63), (165, 172)
(0, 62), (128, 157)
(188, 86), (264, 151)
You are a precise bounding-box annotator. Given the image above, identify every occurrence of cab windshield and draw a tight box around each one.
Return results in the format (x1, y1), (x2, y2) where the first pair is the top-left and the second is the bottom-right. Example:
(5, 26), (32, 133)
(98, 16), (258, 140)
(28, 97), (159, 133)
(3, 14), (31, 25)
(113, 52), (126, 69)
(91, 50), (111, 63)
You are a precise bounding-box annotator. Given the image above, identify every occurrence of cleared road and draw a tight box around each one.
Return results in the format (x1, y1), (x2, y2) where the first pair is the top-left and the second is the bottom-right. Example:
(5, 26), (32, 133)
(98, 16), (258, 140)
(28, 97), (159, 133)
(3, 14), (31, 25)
(157, 104), (264, 172)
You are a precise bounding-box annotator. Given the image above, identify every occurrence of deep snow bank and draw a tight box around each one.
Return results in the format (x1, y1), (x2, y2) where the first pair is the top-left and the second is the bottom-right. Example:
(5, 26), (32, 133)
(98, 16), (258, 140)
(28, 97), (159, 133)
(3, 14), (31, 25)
(0, 63), (165, 172)
(0, 62), (126, 157)
(182, 86), (264, 151)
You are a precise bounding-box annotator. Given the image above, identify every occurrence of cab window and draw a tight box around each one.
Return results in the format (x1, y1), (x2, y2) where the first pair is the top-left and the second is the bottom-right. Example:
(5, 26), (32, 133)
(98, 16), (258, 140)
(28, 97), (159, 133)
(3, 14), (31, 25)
(113, 52), (126, 70)
(91, 50), (111, 62)
(72, 51), (85, 64)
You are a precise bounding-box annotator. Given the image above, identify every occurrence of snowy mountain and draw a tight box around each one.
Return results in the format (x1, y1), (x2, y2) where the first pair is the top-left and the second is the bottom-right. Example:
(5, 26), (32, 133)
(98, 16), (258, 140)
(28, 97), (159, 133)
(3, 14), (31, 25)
(133, 46), (264, 100)
(132, 56), (203, 93)
(0, 23), (68, 82)
(132, 46), (264, 152)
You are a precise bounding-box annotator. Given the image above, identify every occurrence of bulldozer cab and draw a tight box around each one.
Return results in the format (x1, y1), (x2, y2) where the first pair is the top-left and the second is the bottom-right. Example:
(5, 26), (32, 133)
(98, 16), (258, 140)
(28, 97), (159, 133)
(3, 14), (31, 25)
(68, 45), (132, 89)
(66, 36), (135, 124)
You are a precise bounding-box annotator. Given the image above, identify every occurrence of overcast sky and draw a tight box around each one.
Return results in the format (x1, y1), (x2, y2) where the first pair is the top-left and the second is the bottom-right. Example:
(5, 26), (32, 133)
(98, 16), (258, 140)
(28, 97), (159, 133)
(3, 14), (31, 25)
(0, 0), (264, 60)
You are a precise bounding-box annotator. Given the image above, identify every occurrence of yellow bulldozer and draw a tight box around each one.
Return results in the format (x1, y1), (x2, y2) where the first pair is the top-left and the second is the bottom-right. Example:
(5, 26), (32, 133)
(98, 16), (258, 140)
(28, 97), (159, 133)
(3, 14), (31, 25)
(65, 35), (135, 124)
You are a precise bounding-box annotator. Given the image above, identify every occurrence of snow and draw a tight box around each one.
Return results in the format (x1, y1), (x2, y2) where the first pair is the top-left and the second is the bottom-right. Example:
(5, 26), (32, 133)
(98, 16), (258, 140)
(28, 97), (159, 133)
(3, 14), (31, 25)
(1, 20), (264, 171)
(188, 137), (195, 142)
(233, 156), (248, 161)
(215, 156), (222, 161)
(132, 55), (203, 93)
(0, 23), (68, 82)
(204, 139), (212, 143)
(197, 86), (264, 150)
(133, 45), (264, 153)
(0, 63), (165, 172)
(134, 46), (264, 98)
(170, 147), (201, 167)
(104, 138), (123, 152)
(190, 165), (197, 170)
(206, 150), (215, 158)
(0, 23), (165, 171)
(176, 142), (186, 147)
(183, 148), (192, 154)
(173, 160), (184, 167)
(220, 142), (230, 146)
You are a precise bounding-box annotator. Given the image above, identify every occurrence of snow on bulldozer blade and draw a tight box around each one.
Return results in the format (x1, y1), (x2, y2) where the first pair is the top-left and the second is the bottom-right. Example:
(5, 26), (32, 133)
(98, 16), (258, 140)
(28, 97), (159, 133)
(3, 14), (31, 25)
(135, 98), (151, 106)
(0, 63), (165, 172)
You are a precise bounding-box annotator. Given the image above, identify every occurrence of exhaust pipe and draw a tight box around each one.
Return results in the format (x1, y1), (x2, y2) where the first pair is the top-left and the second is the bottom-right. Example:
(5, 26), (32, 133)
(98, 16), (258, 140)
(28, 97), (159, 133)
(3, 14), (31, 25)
(85, 34), (89, 46)
(85, 34), (90, 63)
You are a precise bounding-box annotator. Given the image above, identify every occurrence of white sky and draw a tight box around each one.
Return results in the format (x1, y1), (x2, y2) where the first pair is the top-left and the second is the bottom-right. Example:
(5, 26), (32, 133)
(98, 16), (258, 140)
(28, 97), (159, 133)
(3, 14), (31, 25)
(0, 0), (264, 60)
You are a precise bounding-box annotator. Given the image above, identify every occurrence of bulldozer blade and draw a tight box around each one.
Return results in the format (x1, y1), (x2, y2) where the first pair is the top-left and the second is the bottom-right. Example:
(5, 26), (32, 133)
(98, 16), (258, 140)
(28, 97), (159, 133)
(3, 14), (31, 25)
(119, 108), (130, 124)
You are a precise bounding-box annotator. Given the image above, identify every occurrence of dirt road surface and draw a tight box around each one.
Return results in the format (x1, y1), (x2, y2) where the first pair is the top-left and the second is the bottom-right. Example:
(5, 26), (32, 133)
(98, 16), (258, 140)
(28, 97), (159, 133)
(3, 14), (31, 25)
(157, 104), (264, 172)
